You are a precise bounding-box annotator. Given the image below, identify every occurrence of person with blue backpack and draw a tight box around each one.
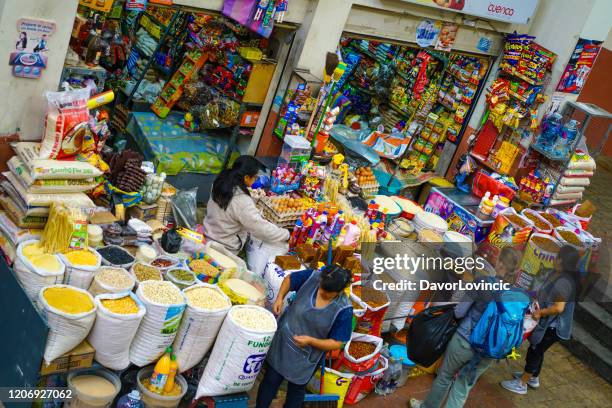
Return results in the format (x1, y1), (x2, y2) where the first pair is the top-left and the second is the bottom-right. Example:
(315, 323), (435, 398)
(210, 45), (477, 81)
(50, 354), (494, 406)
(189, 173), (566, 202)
(411, 248), (524, 408)
(501, 245), (580, 395)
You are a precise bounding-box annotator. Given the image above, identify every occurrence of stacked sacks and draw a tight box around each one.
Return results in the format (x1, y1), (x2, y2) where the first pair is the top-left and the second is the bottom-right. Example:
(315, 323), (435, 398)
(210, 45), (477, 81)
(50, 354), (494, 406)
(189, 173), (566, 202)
(551, 151), (596, 204)
(0, 142), (101, 228)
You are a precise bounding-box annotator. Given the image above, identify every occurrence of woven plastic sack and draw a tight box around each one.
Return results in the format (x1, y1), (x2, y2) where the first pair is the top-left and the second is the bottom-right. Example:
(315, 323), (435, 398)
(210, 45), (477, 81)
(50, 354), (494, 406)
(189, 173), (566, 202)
(344, 356), (388, 405)
(246, 237), (288, 277)
(129, 281), (187, 367)
(196, 305), (277, 397)
(88, 267), (135, 296)
(39, 284), (96, 364)
(14, 240), (64, 301)
(88, 292), (146, 370)
(334, 333), (383, 373)
(59, 249), (102, 289)
(173, 284), (231, 372)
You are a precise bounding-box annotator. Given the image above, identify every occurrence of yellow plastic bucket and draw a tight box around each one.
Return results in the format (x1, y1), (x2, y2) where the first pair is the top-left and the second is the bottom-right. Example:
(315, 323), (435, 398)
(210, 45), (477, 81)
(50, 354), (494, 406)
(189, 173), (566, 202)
(307, 367), (353, 408)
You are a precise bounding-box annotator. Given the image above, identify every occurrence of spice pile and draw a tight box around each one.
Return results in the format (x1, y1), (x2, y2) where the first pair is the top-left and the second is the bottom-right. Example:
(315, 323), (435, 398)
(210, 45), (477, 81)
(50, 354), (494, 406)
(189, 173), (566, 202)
(140, 281), (184, 305)
(540, 212), (562, 228)
(152, 257), (176, 268)
(43, 286), (94, 314)
(532, 235), (561, 252)
(523, 212), (549, 230)
(505, 214), (530, 228)
(133, 263), (162, 281)
(230, 307), (276, 331)
(185, 287), (230, 309)
(348, 341), (376, 359)
(101, 296), (139, 314)
(557, 229), (581, 246)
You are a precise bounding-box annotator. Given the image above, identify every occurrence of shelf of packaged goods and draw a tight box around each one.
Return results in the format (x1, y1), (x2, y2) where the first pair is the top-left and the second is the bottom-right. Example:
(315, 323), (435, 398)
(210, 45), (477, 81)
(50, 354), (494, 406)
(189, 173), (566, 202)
(507, 89), (530, 104)
(470, 151), (511, 176)
(350, 45), (394, 67)
(500, 66), (543, 86)
(348, 81), (373, 95)
(143, 12), (169, 28)
(388, 102), (411, 118)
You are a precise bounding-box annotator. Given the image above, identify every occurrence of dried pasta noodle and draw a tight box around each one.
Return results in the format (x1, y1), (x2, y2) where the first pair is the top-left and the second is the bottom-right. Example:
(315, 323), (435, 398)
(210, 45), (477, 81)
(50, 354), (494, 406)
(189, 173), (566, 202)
(40, 202), (73, 253)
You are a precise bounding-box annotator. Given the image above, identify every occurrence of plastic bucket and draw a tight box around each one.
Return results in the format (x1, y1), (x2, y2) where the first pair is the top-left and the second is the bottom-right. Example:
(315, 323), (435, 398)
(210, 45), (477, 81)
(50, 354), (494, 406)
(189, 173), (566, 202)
(67, 369), (121, 408)
(137, 366), (187, 408)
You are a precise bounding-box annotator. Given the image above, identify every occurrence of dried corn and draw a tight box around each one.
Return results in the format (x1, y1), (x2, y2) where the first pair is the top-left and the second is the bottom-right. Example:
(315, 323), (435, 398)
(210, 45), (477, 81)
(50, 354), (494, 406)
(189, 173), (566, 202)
(185, 287), (230, 310)
(230, 306), (276, 331)
(101, 296), (139, 314)
(43, 287), (94, 314)
(140, 281), (183, 304)
(64, 249), (98, 266)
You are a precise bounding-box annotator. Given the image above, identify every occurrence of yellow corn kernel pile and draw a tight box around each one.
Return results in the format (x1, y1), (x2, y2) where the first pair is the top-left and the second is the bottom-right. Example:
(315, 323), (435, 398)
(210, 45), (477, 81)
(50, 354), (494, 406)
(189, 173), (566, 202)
(43, 287), (94, 314)
(64, 249), (98, 266)
(101, 296), (139, 314)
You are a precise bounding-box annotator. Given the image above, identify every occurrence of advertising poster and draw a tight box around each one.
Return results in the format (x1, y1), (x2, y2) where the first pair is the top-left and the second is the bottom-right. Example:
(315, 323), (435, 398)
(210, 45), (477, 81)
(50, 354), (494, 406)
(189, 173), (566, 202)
(9, 18), (56, 79)
(556, 38), (603, 94)
(435, 22), (458, 51)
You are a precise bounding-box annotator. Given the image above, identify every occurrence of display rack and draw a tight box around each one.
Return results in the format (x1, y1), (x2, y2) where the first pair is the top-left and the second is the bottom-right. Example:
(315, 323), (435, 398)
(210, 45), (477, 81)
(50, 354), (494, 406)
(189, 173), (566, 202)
(59, 62), (107, 90)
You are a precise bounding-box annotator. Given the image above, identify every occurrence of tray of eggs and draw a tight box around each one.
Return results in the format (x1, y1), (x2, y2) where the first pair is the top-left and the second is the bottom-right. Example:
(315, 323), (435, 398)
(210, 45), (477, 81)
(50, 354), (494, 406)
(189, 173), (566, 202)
(260, 196), (314, 227)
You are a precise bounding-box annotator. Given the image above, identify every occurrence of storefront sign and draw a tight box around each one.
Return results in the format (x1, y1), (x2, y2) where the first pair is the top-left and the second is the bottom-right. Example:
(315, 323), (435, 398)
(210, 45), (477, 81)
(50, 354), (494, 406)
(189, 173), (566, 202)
(399, 0), (539, 24)
(9, 18), (56, 79)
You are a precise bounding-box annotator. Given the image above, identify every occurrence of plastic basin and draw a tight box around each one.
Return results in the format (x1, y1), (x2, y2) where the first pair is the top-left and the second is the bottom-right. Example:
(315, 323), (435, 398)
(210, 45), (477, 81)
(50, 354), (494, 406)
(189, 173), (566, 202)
(67, 369), (121, 408)
(137, 366), (187, 408)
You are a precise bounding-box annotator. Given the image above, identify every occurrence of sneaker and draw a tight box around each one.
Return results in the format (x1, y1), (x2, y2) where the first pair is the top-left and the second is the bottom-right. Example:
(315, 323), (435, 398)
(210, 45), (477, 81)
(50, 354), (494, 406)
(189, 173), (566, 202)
(409, 398), (424, 408)
(512, 372), (540, 388)
(501, 378), (528, 395)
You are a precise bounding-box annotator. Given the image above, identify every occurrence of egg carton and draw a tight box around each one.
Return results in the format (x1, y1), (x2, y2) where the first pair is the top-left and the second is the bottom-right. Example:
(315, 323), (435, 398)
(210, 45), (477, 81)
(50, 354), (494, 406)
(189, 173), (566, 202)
(259, 198), (305, 228)
(360, 183), (380, 198)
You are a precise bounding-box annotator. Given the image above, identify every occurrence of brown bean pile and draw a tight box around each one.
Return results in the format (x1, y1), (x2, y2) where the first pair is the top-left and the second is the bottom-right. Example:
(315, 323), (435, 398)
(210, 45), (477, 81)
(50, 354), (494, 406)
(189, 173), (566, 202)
(353, 286), (388, 308)
(532, 236), (560, 253)
(524, 212), (549, 230)
(348, 341), (376, 359)
(558, 230), (581, 246)
(540, 212), (562, 228)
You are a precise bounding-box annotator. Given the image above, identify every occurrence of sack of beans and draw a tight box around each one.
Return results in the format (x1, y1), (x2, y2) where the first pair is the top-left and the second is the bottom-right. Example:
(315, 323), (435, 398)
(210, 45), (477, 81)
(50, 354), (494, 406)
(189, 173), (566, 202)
(88, 292), (146, 370)
(478, 208), (533, 265)
(60, 248), (102, 289)
(97, 245), (135, 269)
(130, 262), (163, 286)
(173, 284), (231, 372)
(344, 355), (388, 405)
(350, 284), (390, 337)
(196, 305), (277, 397)
(88, 266), (136, 296)
(39, 285), (96, 364)
(334, 332), (383, 374)
(516, 233), (562, 290)
(14, 240), (64, 302)
(129, 281), (187, 366)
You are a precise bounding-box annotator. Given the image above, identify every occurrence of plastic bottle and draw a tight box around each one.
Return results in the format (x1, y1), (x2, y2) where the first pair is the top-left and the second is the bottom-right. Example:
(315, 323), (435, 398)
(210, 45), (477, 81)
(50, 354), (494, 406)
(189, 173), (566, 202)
(116, 390), (144, 408)
(562, 119), (579, 145)
(150, 347), (172, 393)
(163, 354), (179, 393)
(342, 220), (361, 247)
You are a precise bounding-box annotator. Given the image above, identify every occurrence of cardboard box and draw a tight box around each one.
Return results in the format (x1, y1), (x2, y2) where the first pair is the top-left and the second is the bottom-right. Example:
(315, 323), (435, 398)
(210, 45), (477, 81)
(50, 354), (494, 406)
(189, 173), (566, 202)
(40, 340), (95, 376)
(129, 202), (159, 221)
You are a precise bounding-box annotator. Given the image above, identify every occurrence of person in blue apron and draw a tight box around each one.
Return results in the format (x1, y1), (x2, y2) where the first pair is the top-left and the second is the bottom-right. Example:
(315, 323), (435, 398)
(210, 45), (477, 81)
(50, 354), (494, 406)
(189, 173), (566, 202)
(255, 265), (353, 408)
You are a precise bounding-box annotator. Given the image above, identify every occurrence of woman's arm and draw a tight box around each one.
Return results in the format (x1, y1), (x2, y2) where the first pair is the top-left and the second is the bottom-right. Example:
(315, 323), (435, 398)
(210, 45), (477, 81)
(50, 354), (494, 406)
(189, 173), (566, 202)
(293, 335), (344, 351)
(273, 276), (291, 315)
(534, 301), (566, 319)
(233, 194), (290, 243)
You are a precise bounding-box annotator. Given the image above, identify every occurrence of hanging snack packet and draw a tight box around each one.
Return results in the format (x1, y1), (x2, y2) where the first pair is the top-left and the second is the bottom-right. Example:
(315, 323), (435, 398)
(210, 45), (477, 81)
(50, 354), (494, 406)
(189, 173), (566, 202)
(41, 88), (92, 160)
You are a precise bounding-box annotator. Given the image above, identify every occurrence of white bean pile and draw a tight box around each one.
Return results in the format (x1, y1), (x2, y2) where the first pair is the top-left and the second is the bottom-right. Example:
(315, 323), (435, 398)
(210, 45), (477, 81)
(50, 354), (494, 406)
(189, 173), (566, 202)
(231, 306), (276, 332)
(185, 287), (230, 310)
(140, 281), (183, 304)
(97, 267), (133, 289)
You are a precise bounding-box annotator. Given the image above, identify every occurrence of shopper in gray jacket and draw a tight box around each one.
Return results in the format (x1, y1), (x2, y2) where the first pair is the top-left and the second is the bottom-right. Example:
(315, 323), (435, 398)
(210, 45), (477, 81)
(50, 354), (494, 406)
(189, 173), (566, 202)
(203, 156), (289, 254)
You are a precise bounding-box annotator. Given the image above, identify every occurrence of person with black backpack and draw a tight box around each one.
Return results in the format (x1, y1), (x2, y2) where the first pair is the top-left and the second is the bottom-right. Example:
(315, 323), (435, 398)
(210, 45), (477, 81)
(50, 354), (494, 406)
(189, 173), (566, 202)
(500, 245), (580, 395)
(410, 248), (522, 408)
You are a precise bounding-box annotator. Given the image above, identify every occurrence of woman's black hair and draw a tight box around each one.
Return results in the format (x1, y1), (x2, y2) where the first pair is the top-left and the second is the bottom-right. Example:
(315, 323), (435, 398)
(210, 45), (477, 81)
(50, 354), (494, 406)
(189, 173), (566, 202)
(320, 265), (352, 293)
(212, 155), (261, 210)
(557, 245), (581, 299)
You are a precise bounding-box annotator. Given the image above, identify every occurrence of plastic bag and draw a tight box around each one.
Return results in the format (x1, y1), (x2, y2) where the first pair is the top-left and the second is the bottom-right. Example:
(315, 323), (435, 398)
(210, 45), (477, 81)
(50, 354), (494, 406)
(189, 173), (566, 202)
(41, 88), (91, 160)
(161, 229), (182, 254)
(246, 237), (289, 277)
(406, 304), (458, 367)
(171, 188), (197, 229)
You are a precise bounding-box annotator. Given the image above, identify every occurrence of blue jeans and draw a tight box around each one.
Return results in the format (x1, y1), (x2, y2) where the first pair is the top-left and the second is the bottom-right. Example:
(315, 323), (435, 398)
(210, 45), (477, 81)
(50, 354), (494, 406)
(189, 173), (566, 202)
(255, 363), (307, 408)
(423, 332), (493, 408)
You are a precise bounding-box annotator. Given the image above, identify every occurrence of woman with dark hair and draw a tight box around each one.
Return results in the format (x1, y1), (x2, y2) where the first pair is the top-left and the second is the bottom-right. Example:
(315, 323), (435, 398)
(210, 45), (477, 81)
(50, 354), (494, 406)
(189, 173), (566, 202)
(256, 265), (354, 408)
(501, 245), (581, 395)
(203, 155), (289, 253)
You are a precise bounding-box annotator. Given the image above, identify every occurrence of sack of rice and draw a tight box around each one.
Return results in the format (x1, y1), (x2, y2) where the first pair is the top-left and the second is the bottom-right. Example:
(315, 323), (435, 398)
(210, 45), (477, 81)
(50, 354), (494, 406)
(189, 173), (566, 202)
(173, 284), (231, 372)
(40, 285), (96, 364)
(60, 248), (102, 289)
(88, 267), (136, 296)
(262, 261), (298, 311)
(88, 292), (146, 370)
(129, 281), (187, 367)
(14, 240), (64, 301)
(196, 305), (277, 397)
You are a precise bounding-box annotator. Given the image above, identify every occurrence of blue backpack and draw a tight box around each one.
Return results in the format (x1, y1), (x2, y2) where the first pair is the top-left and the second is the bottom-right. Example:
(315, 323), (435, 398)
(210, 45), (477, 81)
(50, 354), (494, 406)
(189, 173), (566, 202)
(469, 288), (530, 359)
